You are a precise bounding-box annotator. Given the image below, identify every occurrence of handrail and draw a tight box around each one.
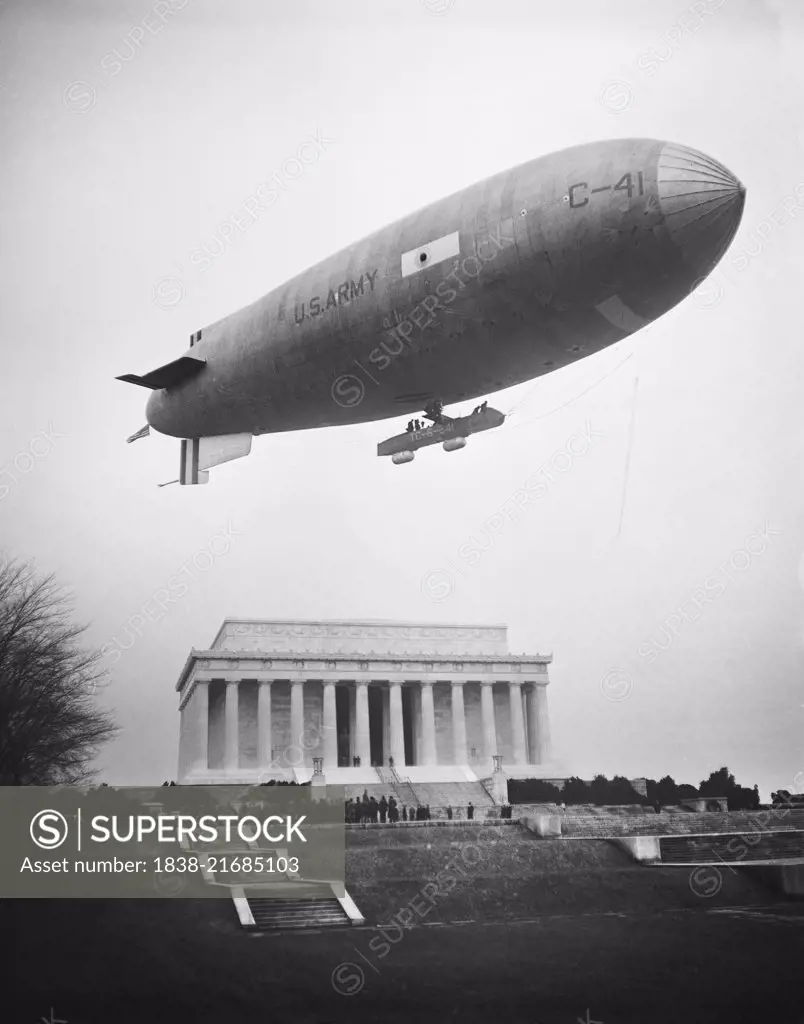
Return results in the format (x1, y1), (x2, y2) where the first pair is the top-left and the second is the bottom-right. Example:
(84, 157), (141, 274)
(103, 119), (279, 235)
(398, 771), (420, 808)
(479, 777), (497, 805)
(385, 764), (419, 807)
(403, 778), (420, 807)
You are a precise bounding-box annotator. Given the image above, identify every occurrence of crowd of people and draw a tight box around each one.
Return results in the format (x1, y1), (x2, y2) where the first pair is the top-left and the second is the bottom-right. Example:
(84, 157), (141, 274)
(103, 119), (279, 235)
(344, 791), (477, 823)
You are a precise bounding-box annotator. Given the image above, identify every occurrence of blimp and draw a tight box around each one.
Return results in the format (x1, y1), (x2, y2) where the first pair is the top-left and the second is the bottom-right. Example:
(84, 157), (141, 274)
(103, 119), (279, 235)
(119, 138), (745, 482)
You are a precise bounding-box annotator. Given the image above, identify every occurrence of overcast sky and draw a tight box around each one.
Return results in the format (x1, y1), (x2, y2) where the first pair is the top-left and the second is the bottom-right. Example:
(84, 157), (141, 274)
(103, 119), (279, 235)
(2, 0), (802, 798)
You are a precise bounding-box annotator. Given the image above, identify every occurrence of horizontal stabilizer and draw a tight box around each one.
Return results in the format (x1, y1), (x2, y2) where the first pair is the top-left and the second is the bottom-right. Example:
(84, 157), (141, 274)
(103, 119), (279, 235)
(198, 433), (252, 472)
(178, 434), (253, 486)
(116, 352), (206, 391)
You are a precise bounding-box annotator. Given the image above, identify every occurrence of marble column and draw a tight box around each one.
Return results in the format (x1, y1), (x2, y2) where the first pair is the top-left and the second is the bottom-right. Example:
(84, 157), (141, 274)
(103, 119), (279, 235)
(382, 687), (390, 766)
(290, 681), (305, 759)
(410, 685), (421, 765)
(389, 681), (405, 768)
(348, 684), (356, 761)
(535, 683), (552, 763)
(224, 679), (239, 772)
(451, 682), (468, 765)
(193, 680), (209, 774)
(420, 680), (437, 766)
(355, 681), (372, 765)
(480, 681), (497, 765)
(257, 680), (272, 767)
(525, 685), (538, 764)
(322, 681), (338, 769)
(509, 680), (527, 765)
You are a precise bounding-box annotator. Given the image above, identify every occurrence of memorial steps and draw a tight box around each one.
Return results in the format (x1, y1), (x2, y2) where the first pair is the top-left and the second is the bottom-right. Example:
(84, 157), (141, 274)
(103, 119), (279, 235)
(237, 881), (360, 931)
(406, 781), (496, 811)
(243, 895), (351, 931)
(341, 780), (495, 814)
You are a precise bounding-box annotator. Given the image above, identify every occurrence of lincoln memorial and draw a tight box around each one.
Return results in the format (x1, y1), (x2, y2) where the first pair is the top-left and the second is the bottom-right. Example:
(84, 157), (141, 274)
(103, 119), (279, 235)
(176, 619), (559, 784)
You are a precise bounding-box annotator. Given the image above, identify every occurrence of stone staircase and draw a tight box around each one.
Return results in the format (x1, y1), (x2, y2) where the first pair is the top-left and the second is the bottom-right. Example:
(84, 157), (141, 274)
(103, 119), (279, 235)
(343, 781), (414, 805)
(245, 893), (351, 931)
(410, 781), (495, 813)
(375, 766), (420, 808)
(342, 780), (496, 819)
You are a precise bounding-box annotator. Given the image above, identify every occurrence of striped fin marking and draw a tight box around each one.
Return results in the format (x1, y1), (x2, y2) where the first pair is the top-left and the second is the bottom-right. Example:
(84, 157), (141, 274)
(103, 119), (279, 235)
(400, 230), (460, 278)
(180, 439), (209, 485)
(189, 329), (203, 348)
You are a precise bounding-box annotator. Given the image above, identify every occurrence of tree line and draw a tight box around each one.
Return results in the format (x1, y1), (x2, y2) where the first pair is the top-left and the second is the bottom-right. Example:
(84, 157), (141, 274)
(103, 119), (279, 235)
(509, 768), (762, 810)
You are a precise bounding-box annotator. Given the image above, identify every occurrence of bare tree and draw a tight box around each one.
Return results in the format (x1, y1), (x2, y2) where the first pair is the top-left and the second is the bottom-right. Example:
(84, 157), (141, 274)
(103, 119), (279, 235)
(0, 556), (117, 785)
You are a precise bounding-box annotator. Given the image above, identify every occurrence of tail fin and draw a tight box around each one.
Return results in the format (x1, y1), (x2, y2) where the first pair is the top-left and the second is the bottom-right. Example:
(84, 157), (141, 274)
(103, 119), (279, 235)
(179, 439), (210, 486)
(159, 434), (253, 487)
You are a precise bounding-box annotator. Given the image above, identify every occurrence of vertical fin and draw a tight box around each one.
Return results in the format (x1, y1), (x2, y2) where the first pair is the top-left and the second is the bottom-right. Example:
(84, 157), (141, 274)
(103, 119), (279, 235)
(179, 439), (209, 485)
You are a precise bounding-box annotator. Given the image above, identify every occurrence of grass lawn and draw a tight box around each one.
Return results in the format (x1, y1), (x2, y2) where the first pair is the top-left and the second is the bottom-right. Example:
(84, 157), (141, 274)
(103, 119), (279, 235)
(3, 897), (803, 1024)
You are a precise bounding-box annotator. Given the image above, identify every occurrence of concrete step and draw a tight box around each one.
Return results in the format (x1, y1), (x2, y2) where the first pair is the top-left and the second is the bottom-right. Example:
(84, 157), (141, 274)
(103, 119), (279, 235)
(343, 780), (495, 811)
(414, 782), (495, 808)
(247, 897), (350, 931)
